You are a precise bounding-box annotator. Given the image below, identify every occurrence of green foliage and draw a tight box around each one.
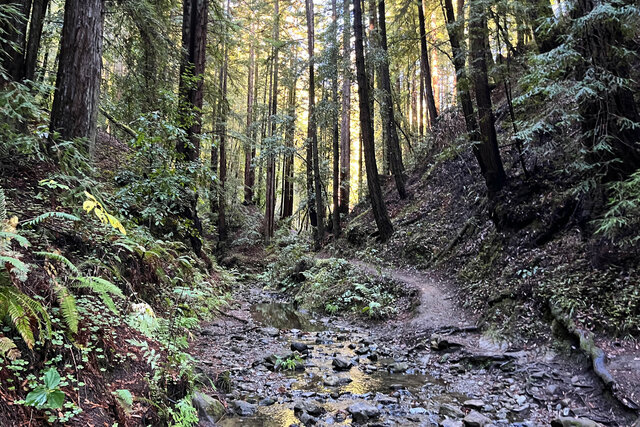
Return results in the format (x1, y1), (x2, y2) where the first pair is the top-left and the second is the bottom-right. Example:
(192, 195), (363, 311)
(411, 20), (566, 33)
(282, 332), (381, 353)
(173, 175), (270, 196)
(22, 211), (81, 228)
(595, 170), (640, 246)
(0, 285), (52, 348)
(167, 395), (199, 427)
(72, 276), (125, 314)
(24, 368), (66, 410)
(113, 389), (134, 412)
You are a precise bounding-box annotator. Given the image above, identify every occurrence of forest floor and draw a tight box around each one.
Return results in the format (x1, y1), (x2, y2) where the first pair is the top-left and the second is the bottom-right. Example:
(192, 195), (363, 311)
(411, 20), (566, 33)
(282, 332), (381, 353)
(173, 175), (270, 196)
(188, 256), (637, 426)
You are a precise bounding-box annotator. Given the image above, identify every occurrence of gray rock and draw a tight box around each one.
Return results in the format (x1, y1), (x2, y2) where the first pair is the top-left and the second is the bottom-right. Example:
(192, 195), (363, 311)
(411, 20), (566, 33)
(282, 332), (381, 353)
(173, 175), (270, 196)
(323, 375), (353, 386)
(410, 407), (427, 415)
(292, 342), (310, 352)
(388, 362), (409, 373)
(348, 402), (380, 423)
(355, 346), (370, 355)
(263, 327), (280, 337)
(463, 399), (485, 409)
(298, 412), (318, 425)
(234, 400), (257, 416)
(260, 397), (276, 406)
(550, 417), (600, 427)
(332, 357), (353, 370)
(463, 410), (491, 427)
(294, 400), (325, 417)
(441, 420), (465, 427)
(439, 403), (465, 419)
(192, 392), (226, 422)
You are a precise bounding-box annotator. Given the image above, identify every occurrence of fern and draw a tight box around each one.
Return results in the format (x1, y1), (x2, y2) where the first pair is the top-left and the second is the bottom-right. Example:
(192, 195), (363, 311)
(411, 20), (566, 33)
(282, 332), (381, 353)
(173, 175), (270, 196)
(0, 285), (51, 348)
(53, 282), (78, 334)
(0, 231), (30, 248)
(0, 187), (6, 225)
(35, 251), (80, 275)
(72, 276), (124, 314)
(22, 211), (81, 228)
(0, 255), (30, 281)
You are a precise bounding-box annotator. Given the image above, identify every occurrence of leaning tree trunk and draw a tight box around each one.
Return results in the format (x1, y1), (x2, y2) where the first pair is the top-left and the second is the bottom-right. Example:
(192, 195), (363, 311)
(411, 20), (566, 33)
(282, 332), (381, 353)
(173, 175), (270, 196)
(306, 0), (325, 247)
(418, 0), (438, 127)
(469, 0), (506, 196)
(377, 0), (407, 199)
(354, 0), (393, 241)
(49, 0), (103, 156)
(176, 0), (208, 255)
(339, 0), (351, 217)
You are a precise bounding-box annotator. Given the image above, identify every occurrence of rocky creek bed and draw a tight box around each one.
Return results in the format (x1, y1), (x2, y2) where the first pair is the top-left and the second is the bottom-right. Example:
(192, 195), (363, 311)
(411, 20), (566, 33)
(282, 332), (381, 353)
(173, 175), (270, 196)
(189, 273), (637, 426)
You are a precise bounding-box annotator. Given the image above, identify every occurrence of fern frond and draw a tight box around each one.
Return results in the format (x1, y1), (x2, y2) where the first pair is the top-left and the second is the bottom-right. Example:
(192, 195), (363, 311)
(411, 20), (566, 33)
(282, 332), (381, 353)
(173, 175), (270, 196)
(53, 282), (78, 333)
(72, 276), (124, 314)
(0, 231), (30, 248)
(35, 252), (80, 275)
(0, 187), (6, 225)
(0, 286), (52, 346)
(22, 212), (81, 228)
(0, 255), (30, 281)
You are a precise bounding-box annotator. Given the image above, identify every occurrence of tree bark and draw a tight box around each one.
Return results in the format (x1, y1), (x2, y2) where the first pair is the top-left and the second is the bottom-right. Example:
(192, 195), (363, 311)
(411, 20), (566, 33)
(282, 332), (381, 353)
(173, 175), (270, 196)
(339, 0), (352, 217)
(177, 0), (208, 255)
(282, 64), (296, 219)
(306, 0), (325, 247)
(377, 0), (407, 199)
(0, 0), (31, 83)
(469, 0), (506, 195)
(218, 19), (229, 244)
(418, 0), (438, 127)
(331, 0), (341, 237)
(244, 31), (256, 204)
(354, 0), (393, 241)
(49, 0), (103, 156)
(22, 0), (48, 82)
(265, 0), (279, 241)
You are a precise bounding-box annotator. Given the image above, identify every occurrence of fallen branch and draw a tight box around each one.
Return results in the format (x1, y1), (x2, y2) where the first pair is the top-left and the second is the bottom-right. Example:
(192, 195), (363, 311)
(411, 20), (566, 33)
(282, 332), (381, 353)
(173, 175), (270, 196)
(213, 307), (249, 324)
(99, 107), (137, 139)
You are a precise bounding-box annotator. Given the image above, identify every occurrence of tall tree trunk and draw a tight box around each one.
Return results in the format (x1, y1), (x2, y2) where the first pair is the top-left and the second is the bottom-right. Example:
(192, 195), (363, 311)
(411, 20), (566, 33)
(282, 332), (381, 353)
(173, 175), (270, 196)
(218, 14), (229, 244)
(354, 0), (393, 241)
(265, 0), (280, 241)
(418, 0), (438, 127)
(339, 0), (351, 216)
(377, 0), (407, 199)
(331, 0), (341, 237)
(469, 0), (506, 195)
(49, 0), (103, 156)
(176, 0), (208, 255)
(282, 63), (296, 219)
(0, 0), (31, 83)
(306, 0), (325, 247)
(22, 0), (48, 81)
(244, 31), (256, 204)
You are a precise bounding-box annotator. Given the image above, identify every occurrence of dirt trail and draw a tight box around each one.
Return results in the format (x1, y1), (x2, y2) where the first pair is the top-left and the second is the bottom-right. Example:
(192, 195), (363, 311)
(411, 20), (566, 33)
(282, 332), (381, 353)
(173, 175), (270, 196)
(350, 259), (471, 332)
(190, 259), (637, 426)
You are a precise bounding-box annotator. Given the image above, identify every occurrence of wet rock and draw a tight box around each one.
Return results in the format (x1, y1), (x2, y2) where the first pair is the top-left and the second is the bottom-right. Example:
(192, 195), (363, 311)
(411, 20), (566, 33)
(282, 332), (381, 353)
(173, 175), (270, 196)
(233, 400), (257, 416)
(355, 346), (370, 355)
(348, 402), (380, 423)
(263, 327), (280, 337)
(463, 410), (491, 426)
(463, 400), (485, 410)
(375, 393), (396, 405)
(441, 420), (465, 427)
(550, 417), (600, 427)
(292, 342), (310, 352)
(192, 392), (226, 422)
(332, 357), (353, 370)
(298, 412), (318, 425)
(294, 400), (325, 417)
(430, 334), (464, 351)
(388, 362), (409, 373)
(368, 352), (379, 361)
(439, 403), (465, 418)
(260, 397), (276, 406)
(410, 407), (427, 414)
(323, 375), (353, 386)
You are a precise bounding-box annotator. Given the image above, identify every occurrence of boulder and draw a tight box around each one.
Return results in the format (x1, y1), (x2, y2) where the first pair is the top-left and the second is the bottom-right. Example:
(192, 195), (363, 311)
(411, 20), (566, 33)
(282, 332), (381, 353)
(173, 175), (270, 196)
(233, 400), (257, 416)
(348, 402), (380, 423)
(192, 392), (226, 422)
(463, 410), (491, 427)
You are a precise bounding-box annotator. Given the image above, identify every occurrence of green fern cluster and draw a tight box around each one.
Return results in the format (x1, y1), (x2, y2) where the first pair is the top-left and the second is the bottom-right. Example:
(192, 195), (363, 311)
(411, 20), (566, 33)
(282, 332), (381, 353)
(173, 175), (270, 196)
(0, 285), (51, 348)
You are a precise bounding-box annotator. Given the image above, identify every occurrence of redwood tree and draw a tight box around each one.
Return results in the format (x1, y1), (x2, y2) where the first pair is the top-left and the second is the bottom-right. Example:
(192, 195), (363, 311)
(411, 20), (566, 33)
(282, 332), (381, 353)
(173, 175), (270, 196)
(49, 0), (104, 156)
(353, 0), (393, 241)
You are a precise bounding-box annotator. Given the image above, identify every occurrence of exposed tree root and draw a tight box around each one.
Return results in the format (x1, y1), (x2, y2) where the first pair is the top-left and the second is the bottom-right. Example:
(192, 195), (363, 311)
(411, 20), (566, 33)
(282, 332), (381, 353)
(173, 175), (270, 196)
(550, 303), (639, 413)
